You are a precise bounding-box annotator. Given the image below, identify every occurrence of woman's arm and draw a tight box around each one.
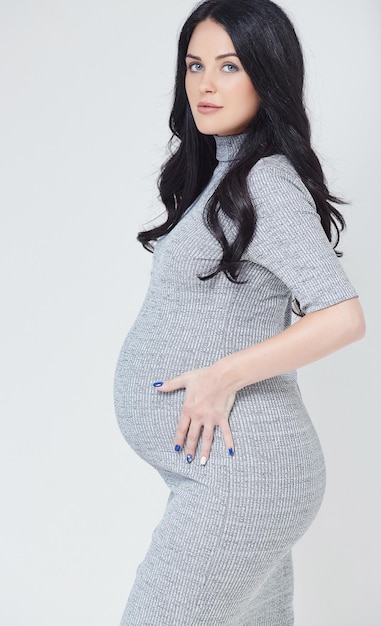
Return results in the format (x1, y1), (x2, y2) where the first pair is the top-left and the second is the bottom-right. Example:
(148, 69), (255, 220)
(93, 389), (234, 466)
(158, 297), (365, 464)
(214, 296), (365, 393)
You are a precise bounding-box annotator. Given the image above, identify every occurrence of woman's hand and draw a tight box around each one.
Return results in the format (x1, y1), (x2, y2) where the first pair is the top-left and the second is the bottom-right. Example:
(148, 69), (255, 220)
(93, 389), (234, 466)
(154, 366), (236, 465)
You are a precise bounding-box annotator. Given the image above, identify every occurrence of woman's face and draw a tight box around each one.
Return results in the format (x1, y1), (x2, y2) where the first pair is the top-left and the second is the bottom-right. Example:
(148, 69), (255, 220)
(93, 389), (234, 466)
(185, 19), (260, 136)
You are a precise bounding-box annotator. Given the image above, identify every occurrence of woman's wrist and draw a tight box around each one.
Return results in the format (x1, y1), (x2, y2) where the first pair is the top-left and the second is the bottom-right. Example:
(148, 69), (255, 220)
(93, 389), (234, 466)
(211, 352), (252, 394)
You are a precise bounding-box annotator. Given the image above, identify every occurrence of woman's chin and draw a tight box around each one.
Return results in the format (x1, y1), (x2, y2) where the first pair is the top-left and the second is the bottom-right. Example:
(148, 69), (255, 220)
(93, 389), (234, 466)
(193, 118), (247, 137)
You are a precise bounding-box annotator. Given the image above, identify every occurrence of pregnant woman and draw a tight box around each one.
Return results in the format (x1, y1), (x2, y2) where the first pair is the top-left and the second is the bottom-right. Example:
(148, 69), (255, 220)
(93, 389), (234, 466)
(114, 1), (365, 624)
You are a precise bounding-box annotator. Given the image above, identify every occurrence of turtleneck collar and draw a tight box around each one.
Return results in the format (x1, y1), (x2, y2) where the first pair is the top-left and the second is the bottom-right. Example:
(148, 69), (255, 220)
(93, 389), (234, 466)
(214, 133), (246, 162)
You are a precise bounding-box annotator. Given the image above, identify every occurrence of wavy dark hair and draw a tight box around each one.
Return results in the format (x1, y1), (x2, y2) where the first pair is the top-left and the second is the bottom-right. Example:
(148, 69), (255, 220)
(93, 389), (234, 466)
(138, 0), (346, 296)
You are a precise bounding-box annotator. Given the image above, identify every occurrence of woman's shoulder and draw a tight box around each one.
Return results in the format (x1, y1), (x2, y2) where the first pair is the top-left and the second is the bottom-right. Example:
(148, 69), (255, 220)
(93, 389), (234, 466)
(247, 153), (315, 209)
(250, 154), (300, 183)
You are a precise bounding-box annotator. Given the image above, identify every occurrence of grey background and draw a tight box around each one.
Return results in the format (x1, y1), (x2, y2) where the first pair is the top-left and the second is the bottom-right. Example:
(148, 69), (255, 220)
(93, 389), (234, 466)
(0, 0), (380, 624)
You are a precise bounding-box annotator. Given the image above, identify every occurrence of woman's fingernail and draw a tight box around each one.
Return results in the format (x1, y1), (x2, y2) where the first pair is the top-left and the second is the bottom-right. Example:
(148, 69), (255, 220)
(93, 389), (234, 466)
(174, 444), (181, 452)
(228, 448), (235, 457)
(186, 454), (193, 463)
(200, 456), (207, 466)
(153, 381), (163, 388)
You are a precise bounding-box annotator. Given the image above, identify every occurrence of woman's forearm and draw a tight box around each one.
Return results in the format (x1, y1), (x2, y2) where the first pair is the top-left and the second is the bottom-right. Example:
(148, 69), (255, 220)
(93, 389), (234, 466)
(215, 297), (366, 392)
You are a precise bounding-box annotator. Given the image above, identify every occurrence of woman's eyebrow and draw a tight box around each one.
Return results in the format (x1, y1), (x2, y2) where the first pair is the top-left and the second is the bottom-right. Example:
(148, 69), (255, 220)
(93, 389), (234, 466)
(185, 53), (239, 60)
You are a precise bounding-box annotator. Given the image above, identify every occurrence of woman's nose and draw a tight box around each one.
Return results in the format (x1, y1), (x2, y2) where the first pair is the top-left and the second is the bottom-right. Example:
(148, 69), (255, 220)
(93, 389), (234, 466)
(198, 71), (216, 94)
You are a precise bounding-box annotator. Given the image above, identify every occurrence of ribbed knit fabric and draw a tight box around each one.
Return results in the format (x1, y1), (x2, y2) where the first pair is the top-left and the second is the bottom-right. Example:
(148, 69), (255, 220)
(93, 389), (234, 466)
(114, 134), (357, 625)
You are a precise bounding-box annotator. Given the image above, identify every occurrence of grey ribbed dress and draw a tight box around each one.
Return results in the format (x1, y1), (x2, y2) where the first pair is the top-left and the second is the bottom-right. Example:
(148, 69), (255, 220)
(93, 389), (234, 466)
(114, 134), (357, 625)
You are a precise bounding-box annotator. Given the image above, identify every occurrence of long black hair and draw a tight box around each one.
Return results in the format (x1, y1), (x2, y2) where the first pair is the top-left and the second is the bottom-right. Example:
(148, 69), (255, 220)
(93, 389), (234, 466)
(138, 0), (346, 288)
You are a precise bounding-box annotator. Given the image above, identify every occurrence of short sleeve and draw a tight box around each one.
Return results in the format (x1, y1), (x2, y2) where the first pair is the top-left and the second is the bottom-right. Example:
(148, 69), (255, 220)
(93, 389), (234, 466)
(246, 156), (358, 315)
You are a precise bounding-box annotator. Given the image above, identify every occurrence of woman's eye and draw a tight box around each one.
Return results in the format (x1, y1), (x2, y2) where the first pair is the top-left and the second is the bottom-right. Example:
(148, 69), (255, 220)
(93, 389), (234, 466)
(222, 63), (238, 73)
(189, 63), (203, 72)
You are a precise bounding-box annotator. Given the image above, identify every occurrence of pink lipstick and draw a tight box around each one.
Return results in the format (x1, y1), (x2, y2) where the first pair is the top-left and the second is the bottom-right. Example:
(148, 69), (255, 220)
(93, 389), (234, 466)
(197, 101), (223, 114)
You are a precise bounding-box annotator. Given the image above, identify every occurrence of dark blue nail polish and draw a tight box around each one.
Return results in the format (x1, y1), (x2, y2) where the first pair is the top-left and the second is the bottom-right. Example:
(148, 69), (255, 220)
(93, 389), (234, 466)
(174, 444), (181, 452)
(153, 381), (163, 388)
(186, 454), (193, 463)
(228, 448), (235, 457)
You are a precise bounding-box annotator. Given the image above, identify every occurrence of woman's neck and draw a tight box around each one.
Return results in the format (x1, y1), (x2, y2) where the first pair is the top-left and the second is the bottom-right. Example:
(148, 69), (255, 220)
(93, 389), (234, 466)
(214, 133), (246, 162)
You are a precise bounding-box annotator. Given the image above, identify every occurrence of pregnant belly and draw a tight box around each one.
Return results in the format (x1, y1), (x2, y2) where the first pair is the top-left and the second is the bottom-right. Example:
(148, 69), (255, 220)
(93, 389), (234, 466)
(113, 314), (233, 444)
(113, 330), (190, 463)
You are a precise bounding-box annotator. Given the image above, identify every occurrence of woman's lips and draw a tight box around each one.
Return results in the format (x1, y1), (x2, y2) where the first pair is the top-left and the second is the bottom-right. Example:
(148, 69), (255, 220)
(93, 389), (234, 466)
(197, 102), (223, 114)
